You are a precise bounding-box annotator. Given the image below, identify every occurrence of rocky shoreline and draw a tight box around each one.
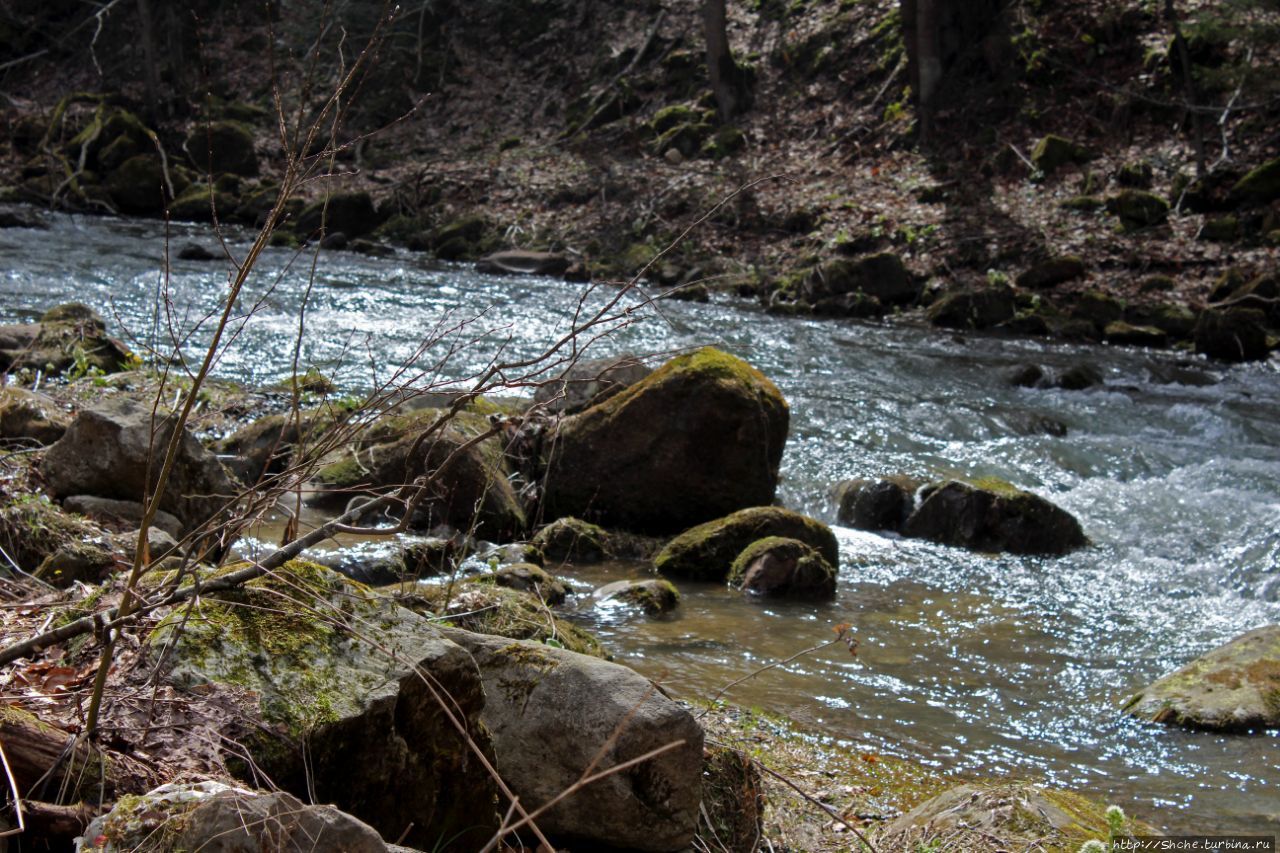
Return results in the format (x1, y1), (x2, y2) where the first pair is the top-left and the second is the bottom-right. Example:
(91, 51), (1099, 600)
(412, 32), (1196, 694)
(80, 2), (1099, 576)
(1, 301), (1276, 850)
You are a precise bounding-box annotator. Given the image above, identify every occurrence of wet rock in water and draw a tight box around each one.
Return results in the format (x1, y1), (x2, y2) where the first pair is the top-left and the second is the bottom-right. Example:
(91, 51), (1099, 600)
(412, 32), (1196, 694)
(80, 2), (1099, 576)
(177, 242), (216, 261)
(876, 782), (1124, 851)
(83, 782), (392, 852)
(926, 285), (1016, 330)
(312, 537), (457, 585)
(1006, 363), (1047, 388)
(186, 120), (260, 177)
(493, 562), (568, 604)
(532, 516), (610, 563)
(476, 249), (572, 277)
(532, 353), (653, 414)
(1056, 363), (1104, 390)
(1016, 256), (1085, 289)
(148, 562), (501, 849)
(442, 629), (704, 852)
(0, 387), (69, 444)
(1104, 321), (1168, 348)
(541, 348), (789, 534)
(64, 495), (183, 539)
(295, 191), (382, 239)
(42, 398), (234, 537)
(728, 536), (837, 599)
(1193, 307), (1270, 363)
(1123, 624), (1280, 732)
(594, 578), (680, 614)
(310, 408), (525, 540)
(319, 231), (349, 250)
(0, 303), (134, 376)
(901, 479), (1087, 556)
(832, 477), (919, 532)
(0, 208), (47, 229)
(654, 506), (838, 582)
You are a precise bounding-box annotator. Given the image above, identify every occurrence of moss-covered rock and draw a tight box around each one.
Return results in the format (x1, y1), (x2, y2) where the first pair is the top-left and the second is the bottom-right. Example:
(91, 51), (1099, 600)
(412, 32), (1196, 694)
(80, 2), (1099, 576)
(429, 213), (496, 260)
(492, 562), (568, 604)
(0, 303), (134, 377)
(1104, 321), (1168, 348)
(401, 580), (602, 656)
(532, 516), (610, 563)
(1229, 157), (1280, 207)
(901, 479), (1087, 556)
(701, 125), (747, 159)
(1127, 301), (1198, 339)
(295, 191), (381, 239)
(0, 494), (105, 576)
(532, 353), (653, 415)
(875, 782), (1132, 852)
(310, 407), (526, 540)
(185, 120), (259, 177)
(1124, 625), (1280, 732)
(1030, 134), (1092, 174)
(1193, 307), (1270, 363)
(926, 286), (1016, 330)
(541, 348), (789, 534)
(800, 252), (917, 307)
(1069, 289), (1124, 331)
(727, 536), (837, 599)
(148, 561), (500, 848)
(1198, 215), (1240, 242)
(1016, 256), (1085, 289)
(106, 154), (170, 215)
(166, 182), (239, 222)
(1106, 189), (1169, 231)
(593, 577), (681, 615)
(654, 506), (838, 582)
(832, 476), (920, 532)
(216, 408), (339, 485)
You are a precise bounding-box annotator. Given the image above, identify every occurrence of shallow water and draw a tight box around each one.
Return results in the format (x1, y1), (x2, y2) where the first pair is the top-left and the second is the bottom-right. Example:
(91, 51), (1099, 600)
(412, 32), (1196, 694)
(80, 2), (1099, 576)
(3, 212), (1278, 833)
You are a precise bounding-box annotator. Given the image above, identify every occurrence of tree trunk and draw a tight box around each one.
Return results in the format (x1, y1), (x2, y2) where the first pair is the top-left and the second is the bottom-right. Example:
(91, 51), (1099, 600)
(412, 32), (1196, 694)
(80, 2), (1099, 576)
(915, 0), (941, 143)
(704, 0), (739, 122)
(136, 0), (160, 120)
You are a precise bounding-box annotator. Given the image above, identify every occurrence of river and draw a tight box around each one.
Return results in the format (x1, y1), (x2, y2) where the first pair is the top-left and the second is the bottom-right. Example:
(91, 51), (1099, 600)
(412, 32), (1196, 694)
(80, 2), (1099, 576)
(3, 211), (1278, 834)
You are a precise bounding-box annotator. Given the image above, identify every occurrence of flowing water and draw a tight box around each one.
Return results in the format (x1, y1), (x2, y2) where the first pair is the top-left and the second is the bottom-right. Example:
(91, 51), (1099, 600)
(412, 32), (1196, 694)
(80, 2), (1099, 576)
(3, 212), (1279, 833)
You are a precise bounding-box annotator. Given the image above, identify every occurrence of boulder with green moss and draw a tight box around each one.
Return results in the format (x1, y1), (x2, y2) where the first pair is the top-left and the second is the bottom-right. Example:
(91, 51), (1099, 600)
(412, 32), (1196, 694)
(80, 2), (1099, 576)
(493, 562), (568, 604)
(147, 561), (500, 849)
(106, 154), (171, 215)
(832, 476), (920, 532)
(875, 782), (1129, 852)
(1193, 307), (1270, 363)
(185, 120), (259, 177)
(1229, 157), (1280, 207)
(926, 285), (1016, 330)
(533, 516), (610, 563)
(0, 494), (105, 577)
(532, 353), (653, 414)
(217, 408), (342, 485)
(593, 578), (681, 614)
(441, 628), (704, 851)
(901, 479), (1086, 555)
(541, 348), (789, 534)
(1030, 134), (1093, 174)
(800, 252), (917, 307)
(1106, 190), (1169, 231)
(1104, 321), (1168, 348)
(428, 213), (497, 260)
(0, 303), (135, 377)
(1122, 624), (1280, 732)
(728, 536), (836, 598)
(1016, 256), (1086, 289)
(654, 506), (838, 582)
(42, 397), (235, 536)
(310, 407), (525, 540)
(295, 191), (381, 239)
(82, 782), (392, 852)
(166, 182), (239, 222)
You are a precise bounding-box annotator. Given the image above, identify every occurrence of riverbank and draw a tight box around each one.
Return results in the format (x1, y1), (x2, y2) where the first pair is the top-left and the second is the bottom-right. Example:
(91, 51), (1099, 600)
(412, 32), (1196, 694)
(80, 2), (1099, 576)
(2, 1), (1279, 362)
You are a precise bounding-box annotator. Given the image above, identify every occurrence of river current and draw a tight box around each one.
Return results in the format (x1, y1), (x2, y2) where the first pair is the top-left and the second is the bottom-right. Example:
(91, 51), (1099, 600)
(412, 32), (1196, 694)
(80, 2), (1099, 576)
(3, 212), (1278, 834)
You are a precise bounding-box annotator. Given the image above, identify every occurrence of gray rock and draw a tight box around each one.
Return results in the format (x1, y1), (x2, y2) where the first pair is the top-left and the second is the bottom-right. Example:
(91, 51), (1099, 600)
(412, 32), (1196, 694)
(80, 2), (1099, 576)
(81, 781), (390, 852)
(476, 249), (572, 277)
(442, 629), (704, 852)
(0, 387), (69, 444)
(800, 252), (917, 306)
(42, 398), (235, 536)
(63, 495), (184, 540)
(532, 353), (653, 415)
(493, 562), (568, 604)
(593, 578), (680, 614)
(832, 477), (919, 532)
(902, 479), (1086, 556)
(148, 562), (500, 849)
(1123, 624), (1280, 731)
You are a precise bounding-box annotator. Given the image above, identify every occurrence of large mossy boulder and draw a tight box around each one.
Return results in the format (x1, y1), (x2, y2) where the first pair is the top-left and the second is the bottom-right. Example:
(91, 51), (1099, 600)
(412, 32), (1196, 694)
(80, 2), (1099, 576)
(728, 536), (837, 599)
(0, 494), (104, 576)
(0, 303), (134, 376)
(654, 506), (838, 582)
(295, 191), (381, 239)
(148, 562), (500, 849)
(1106, 190), (1170, 231)
(106, 154), (170, 215)
(185, 120), (259, 177)
(1229, 157), (1280, 207)
(800, 252), (917, 307)
(1123, 624), (1280, 732)
(310, 408), (525, 540)
(442, 629), (705, 851)
(83, 782), (392, 852)
(926, 286), (1016, 330)
(875, 782), (1126, 851)
(593, 578), (681, 615)
(901, 479), (1086, 556)
(533, 516), (610, 563)
(1030, 134), (1093, 174)
(1193, 307), (1271, 363)
(541, 348), (789, 534)
(42, 397), (235, 535)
